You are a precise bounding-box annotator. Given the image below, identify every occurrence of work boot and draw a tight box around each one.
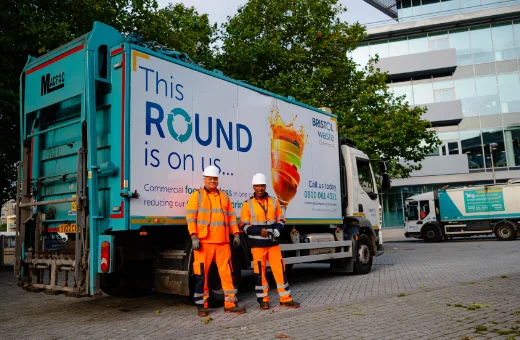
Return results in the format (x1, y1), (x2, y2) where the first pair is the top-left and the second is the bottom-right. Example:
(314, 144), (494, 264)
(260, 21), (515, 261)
(197, 307), (209, 317)
(224, 305), (247, 314)
(279, 301), (300, 308)
(259, 302), (270, 310)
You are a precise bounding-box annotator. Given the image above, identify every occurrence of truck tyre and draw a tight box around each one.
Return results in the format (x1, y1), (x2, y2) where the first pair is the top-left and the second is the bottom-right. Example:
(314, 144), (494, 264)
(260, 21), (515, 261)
(422, 225), (441, 243)
(495, 222), (516, 241)
(353, 234), (373, 275)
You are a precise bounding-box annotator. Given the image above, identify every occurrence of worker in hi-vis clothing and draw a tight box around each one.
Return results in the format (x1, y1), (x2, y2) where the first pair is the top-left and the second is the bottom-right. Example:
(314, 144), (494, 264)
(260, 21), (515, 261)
(240, 173), (300, 310)
(186, 165), (246, 317)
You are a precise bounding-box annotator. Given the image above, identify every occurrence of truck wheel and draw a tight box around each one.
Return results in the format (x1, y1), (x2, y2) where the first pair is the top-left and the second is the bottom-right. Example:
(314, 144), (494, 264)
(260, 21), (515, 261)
(495, 222), (516, 241)
(353, 234), (373, 275)
(422, 225), (441, 243)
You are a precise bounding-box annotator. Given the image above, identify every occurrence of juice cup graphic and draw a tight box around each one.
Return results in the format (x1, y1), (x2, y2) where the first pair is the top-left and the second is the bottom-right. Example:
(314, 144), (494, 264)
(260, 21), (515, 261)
(269, 109), (307, 209)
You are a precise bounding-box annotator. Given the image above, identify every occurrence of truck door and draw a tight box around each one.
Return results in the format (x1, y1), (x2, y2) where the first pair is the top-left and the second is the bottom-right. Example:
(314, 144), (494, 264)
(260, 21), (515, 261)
(354, 157), (379, 227)
(405, 201), (419, 233)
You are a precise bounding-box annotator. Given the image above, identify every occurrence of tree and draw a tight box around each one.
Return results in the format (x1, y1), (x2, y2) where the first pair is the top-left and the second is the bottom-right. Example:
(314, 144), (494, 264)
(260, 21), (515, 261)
(0, 0), (216, 207)
(137, 3), (217, 68)
(218, 0), (439, 178)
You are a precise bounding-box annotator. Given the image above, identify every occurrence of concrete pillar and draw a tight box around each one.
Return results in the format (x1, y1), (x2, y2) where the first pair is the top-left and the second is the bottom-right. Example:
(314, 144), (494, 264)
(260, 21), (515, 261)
(505, 130), (516, 167)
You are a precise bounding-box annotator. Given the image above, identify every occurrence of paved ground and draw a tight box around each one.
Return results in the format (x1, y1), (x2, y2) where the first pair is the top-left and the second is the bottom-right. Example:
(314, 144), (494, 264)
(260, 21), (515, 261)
(1, 237), (520, 339)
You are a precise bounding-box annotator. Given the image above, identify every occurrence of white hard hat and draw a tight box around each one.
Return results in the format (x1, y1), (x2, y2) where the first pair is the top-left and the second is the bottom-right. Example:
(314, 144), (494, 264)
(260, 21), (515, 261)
(203, 165), (220, 177)
(252, 173), (267, 185)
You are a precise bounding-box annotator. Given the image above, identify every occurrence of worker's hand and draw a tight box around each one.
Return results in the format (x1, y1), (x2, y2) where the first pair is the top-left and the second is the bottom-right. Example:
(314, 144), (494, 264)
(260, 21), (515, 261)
(261, 228), (269, 237)
(271, 229), (280, 238)
(191, 235), (200, 250)
(233, 234), (241, 249)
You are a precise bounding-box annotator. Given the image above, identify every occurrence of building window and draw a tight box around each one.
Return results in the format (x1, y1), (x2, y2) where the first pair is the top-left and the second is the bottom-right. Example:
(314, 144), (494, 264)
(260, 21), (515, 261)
(460, 130), (484, 169)
(422, 0), (441, 15)
(433, 78), (455, 103)
(441, 0), (461, 12)
(454, 78), (479, 116)
(400, 0), (414, 18)
(503, 126), (520, 168)
(514, 21), (520, 58)
(482, 128), (507, 168)
(413, 81), (434, 105)
(438, 131), (460, 156)
(389, 37), (409, 57)
(369, 40), (389, 59)
(498, 73), (520, 114)
(390, 83), (414, 105)
(449, 28), (472, 65)
(470, 25), (494, 64)
(434, 88), (455, 102)
(428, 38), (449, 51)
(475, 75), (500, 115)
(352, 43), (370, 68)
(492, 22), (516, 61)
(408, 34), (429, 54)
(462, 0), (481, 9)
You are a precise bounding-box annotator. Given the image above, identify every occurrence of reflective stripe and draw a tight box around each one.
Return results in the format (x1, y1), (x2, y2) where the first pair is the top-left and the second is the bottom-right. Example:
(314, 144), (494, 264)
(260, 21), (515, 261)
(251, 219), (277, 225)
(186, 209), (198, 214)
(243, 225), (250, 232)
(224, 289), (237, 295)
(228, 221), (238, 226)
(186, 218), (196, 223)
(196, 219), (210, 225)
(194, 293), (205, 297)
(279, 290), (291, 296)
(277, 283), (289, 289)
(248, 199), (257, 223)
(211, 208), (223, 213)
(225, 296), (237, 302)
(241, 219), (250, 225)
(256, 293), (268, 298)
(255, 285), (269, 290)
(209, 221), (226, 227)
(249, 235), (271, 240)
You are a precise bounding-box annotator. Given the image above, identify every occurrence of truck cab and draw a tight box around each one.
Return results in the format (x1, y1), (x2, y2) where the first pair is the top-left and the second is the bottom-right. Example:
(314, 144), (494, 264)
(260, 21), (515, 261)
(404, 192), (436, 239)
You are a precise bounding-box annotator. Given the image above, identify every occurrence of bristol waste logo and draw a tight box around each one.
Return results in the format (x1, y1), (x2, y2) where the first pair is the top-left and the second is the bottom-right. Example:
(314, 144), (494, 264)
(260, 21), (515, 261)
(167, 108), (192, 143)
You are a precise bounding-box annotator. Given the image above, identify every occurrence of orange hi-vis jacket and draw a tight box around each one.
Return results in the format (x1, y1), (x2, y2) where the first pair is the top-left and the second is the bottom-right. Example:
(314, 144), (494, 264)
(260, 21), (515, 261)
(186, 187), (239, 243)
(240, 194), (285, 247)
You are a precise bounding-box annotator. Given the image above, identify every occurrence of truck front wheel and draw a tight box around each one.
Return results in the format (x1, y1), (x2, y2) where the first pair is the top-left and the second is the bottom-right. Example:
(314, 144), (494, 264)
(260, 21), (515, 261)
(353, 234), (373, 275)
(495, 222), (517, 241)
(422, 225), (441, 243)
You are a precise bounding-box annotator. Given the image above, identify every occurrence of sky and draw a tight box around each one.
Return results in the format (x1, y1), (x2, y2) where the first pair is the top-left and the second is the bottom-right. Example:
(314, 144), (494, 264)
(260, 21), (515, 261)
(156, 0), (391, 27)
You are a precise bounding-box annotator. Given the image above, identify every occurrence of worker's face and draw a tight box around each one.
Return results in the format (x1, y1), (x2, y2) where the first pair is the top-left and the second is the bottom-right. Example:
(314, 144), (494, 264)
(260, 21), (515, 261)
(253, 184), (266, 197)
(204, 176), (219, 190)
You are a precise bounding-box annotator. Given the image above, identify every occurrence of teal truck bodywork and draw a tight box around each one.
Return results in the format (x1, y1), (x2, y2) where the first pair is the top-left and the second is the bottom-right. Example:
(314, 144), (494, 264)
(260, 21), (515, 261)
(16, 22), (386, 299)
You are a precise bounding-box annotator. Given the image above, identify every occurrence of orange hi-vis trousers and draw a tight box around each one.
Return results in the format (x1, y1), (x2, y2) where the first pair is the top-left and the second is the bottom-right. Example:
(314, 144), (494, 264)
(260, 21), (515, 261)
(252, 245), (292, 304)
(193, 243), (237, 309)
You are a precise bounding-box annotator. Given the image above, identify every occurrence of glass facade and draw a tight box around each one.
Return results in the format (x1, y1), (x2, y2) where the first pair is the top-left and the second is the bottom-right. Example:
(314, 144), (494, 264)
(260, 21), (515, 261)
(357, 4), (520, 228)
(397, 0), (520, 22)
(354, 22), (520, 66)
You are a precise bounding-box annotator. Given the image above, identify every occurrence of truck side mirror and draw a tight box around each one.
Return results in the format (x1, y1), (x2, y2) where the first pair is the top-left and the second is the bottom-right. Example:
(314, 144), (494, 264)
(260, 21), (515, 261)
(378, 161), (388, 173)
(381, 174), (391, 193)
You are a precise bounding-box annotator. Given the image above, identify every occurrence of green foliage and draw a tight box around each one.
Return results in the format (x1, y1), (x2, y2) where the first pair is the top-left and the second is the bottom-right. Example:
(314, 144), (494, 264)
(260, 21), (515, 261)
(0, 0), (216, 206)
(0, 224), (7, 232)
(218, 0), (439, 178)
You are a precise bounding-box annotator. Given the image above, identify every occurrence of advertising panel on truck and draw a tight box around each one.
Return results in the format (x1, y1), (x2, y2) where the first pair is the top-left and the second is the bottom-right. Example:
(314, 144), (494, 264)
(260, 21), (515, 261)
(129, 49), (342, 225)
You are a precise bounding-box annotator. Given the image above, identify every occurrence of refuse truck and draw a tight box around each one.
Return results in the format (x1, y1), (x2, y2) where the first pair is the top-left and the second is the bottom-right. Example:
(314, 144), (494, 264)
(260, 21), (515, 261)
(404, 181), (520, 242)
(15, 22), (390, 301)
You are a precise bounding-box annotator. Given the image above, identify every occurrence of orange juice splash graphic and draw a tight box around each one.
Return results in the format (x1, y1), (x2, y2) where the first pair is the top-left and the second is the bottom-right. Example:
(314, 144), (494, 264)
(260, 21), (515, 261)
(269, 108), (307, 209)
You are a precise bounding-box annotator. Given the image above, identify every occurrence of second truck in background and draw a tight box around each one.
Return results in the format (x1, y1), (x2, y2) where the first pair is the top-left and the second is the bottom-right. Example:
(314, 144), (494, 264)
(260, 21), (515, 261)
(404, 181), (520, 242)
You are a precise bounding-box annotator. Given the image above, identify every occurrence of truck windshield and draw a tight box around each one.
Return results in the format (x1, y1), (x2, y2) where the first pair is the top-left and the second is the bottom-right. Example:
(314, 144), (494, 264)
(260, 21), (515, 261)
(406, 201), (418, 221)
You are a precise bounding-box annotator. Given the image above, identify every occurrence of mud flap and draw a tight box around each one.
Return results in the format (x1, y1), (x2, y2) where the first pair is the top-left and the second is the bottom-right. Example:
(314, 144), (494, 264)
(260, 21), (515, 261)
(155, 248), (193, 296)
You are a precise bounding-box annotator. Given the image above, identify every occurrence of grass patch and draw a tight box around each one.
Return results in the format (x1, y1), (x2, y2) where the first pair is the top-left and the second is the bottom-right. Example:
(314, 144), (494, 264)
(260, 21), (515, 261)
(496, 329), (514, 335)
(353, 312), (365, 316)
(501, 275), (509, 278)
(475, 325), (488, 331)
(398, 293), (406, 297)
(454, 304), (467, 308)
(446, 303), (452, 306)
(511, 325), (519, 331)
